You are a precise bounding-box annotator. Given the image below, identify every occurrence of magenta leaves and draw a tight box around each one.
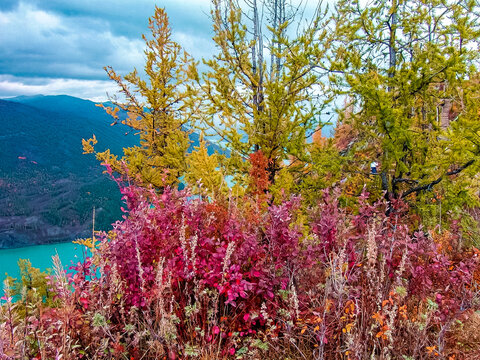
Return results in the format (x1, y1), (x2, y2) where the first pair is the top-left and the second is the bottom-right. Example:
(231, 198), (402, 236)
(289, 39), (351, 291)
(52, 183), (479, 358)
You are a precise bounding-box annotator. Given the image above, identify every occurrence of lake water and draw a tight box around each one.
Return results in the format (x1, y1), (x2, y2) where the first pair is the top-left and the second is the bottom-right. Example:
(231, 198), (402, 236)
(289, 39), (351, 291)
(0, 242), (86, 286)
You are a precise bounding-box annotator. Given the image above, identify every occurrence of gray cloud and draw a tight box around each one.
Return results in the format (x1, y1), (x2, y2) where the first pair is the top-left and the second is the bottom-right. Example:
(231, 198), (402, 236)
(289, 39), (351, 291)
(0, 3), (144, 78)
(0, 0), (213, 40)
(0, 0), (324, 100)
(0, 0), (215, 100)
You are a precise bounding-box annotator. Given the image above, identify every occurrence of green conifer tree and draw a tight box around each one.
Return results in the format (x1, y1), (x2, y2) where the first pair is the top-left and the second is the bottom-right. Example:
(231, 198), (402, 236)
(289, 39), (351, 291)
(199, 0), (333, 188)
(330, 0), (480, 221)
(83, 7), (200, 190)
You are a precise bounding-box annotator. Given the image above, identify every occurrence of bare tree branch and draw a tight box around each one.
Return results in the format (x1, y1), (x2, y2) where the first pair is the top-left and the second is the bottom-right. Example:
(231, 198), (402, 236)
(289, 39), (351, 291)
(401, 159), (475, 198)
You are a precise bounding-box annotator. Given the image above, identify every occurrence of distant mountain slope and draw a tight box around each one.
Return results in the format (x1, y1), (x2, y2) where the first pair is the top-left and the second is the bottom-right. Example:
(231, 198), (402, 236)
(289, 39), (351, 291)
(9, 95), (219, 154)
(2, 96), (138, 169)
(10, 95), (109, 119)
(0, 95), (220, 248)
(0, 98), (136, 248)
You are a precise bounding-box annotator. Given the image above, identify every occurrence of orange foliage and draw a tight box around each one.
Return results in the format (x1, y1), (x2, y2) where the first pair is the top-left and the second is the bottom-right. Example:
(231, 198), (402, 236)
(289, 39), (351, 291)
(248, 150), (271, 200)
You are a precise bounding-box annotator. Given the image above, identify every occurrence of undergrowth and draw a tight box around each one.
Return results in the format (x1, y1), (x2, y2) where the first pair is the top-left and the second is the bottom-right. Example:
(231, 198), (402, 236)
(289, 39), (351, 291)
(1, 176), (479, 359)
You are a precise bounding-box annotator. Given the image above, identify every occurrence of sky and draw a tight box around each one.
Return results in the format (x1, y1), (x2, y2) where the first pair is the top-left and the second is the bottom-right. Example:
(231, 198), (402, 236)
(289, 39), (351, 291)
(0, 0), (214, 101)
(0, 0), (322, 102)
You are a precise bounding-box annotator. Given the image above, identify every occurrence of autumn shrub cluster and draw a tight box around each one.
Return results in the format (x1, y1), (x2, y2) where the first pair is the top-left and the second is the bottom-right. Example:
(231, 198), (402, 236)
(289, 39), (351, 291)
(2, 168), (480, 359)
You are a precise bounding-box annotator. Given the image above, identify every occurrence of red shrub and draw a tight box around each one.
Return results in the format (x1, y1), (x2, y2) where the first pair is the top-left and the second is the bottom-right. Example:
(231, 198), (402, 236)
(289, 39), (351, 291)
(3, 183), (478, 359)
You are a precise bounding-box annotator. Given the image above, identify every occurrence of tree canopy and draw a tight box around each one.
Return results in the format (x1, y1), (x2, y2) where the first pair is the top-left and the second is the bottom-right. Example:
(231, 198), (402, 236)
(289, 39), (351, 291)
(328, 0), (480, 228)
(85, 0), (480, 233)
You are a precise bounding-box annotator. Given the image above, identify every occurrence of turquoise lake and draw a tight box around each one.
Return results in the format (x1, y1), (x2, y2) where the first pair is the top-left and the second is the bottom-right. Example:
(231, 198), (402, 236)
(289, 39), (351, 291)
(0, 242), (86, 286)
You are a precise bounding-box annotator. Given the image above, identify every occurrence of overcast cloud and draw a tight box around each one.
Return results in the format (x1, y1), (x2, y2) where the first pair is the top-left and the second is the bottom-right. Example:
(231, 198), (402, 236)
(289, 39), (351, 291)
(0, 0), (321, 101)
(0, 0), (213, 100)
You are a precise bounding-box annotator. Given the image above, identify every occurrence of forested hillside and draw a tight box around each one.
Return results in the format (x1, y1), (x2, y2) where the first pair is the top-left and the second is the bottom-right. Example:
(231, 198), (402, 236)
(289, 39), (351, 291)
(0, 97), (134, 247)
(0, 96), (217, 248)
